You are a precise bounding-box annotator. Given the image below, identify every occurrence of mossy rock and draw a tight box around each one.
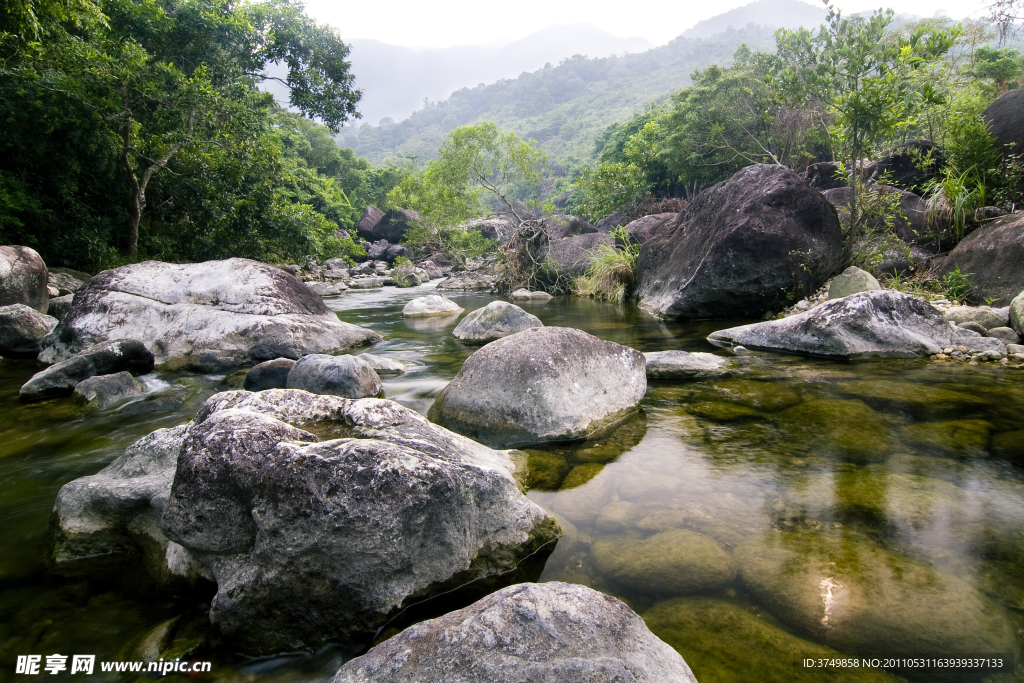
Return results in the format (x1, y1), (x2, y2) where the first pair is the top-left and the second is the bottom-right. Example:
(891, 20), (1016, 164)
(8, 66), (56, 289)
(836, 380), (989, 418)
(643, 597), (900, 683)
(685, 401), (764, 422)
(559, 463), (605, 490)
(525, 451), (570, 490)
(220, 368), (249, 388)
(734, 529), (1015, 655)
(700, 379), (804, 412)
(776, 399), (896, 464)
(899, 419), (992, 457)
(568, 412), (648, 463)
(990, 429), (1024, 464)
(591, 528), (736, 597)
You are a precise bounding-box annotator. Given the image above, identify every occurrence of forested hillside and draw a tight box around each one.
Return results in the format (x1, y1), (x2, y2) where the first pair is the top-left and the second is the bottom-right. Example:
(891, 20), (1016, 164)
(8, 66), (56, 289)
(337, 25), (780, 165)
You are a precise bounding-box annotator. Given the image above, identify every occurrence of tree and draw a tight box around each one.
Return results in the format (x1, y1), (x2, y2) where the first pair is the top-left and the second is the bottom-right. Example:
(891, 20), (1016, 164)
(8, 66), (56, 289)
(775, 3), (959, 245)
(15, 0), (361, 255)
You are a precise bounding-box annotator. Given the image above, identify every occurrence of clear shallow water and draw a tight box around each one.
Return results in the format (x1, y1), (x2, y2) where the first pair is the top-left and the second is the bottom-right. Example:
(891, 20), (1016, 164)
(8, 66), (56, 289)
(2, 283), (1023, 683)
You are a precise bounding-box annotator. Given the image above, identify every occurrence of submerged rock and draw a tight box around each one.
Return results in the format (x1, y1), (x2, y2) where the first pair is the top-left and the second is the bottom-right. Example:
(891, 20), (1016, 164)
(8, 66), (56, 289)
(644, 350), (730, 379)
(21, 339), (155, 402)
(38, 258), (380, 371)
(333, 582), (697, 683)
(356, 353), (406, 375)
(775, 399), (895, 464)
(401, 294), (464, 317)
(636, 164), (842, 319)
(429, 327), (646, 448)
(591, 529), (736, 597)
(0, 303), (57, 357)
(0, 245), (49, 313)
(54, 390), (558, 654)
(734, 529), (1015, 656)
(72, 371), (144, 409)
(285, 353), (382, 398)
(708, 290), (1006, 358)
(643, 597), (900, 683)
(452, 301), (543, 344)
(242, 358), (295, 391)
(828, 266), (880, 299)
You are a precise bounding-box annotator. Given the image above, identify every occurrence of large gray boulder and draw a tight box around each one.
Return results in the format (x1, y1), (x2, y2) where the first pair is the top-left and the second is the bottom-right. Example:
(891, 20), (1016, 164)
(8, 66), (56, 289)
(21, 339), (155, 402)
(621, 213), (677, 245)
(332, 582), (697, 683)
(453, 301), (543, 344)
(0, 303), (57, 357)
(285, 353), (382, 398)
(158, 390), (558, 653)
(38, 259), (380, 370)
(708, 290), (1006, 358)
(429, 327), (646, 448)
(937, 213), (1024, 305)
(0, 245), (49, 313)
(983, 88), (1024, 158)
(402, 294), (464, 317)
(637, 164), (843, 319)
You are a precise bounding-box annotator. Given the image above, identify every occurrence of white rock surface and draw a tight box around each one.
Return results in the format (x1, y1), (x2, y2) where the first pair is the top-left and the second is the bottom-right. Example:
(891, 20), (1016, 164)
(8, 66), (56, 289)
(644, 350), (731, 378)
(401, 294), (464, 318)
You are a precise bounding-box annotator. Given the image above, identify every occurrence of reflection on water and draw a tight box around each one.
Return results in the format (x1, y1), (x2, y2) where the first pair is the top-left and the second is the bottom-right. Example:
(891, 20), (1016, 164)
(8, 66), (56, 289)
(1, 282), (1023, 683)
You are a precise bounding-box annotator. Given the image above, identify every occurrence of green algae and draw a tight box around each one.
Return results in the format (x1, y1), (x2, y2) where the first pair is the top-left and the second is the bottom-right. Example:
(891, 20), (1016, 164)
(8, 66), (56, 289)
(775, 399), (897, 464)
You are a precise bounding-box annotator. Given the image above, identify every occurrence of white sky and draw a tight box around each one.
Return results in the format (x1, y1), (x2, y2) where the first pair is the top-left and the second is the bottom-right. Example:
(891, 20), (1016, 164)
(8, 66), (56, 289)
(300, 0), (993, 49)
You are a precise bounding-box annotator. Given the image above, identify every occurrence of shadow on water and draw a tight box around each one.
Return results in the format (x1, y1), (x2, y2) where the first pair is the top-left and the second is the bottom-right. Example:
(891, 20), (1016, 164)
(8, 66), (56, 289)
(2, 283), (1024, 683)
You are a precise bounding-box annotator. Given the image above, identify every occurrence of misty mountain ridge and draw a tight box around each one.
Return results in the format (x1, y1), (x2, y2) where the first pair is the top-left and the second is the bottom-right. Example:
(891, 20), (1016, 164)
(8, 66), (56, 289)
(682, 0), (827, 38)
(347, 24), (653, 125)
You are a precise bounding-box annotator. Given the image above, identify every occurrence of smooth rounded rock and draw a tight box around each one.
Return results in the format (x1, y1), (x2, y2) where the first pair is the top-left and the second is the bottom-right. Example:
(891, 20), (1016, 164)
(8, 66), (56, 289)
(21, 339), (155, 402)
(510, 288), (553, 301)
(401, 294), (464, 318)
(332, 582), (697, 683)
(987, 326), (1021, 344)
(72, 371), (144, 409)
(243, 358), (295, 391)
(356, 353), (406, 376)
(452, 301), (543, 344)
(37, 258), (380, 371)
(591, 529), (736, 597)
(943, 305), (1008, 330)
(429, 327), (647, 448)
(285, 354), (381, 398)
(644, 350), (730, 379)
(828, 266), (881, 299)
(0, 245), (49, 313)
(937, 213), (1024, 305)
(958, 321), (988, 336)
(0, 303), (57, 357)
(1011, 290), (1024, 336)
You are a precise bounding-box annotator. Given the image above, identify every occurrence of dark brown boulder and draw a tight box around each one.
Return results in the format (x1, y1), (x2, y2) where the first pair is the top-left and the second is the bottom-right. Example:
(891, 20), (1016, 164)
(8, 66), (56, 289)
(822, 185), (942, 249)
(0, 246), (49, 313)
(937, 212), (1024, 306)
(354, 206), (384, 238)
(865, 139), (946, 192)
(805, 161), (846, 190)
(636, 164), (843, 319)
(357, 208), (421, 243)
(983, 89), (1024, 158)
(545, 215), (597, 240)
(621, 213), (677, 245)
(542, 232), (614, 278)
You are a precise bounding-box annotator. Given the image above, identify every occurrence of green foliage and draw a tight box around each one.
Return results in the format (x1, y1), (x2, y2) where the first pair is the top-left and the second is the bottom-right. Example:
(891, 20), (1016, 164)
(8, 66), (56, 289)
(0, 0), (367, 269)
(571, 226), (640, 304)
(570, 162), (649, 221)
(925, 167), (988, 245)
(847, 185), (912, 273)
(940, 265), (975, 303)
(969, 45), (1024, 94)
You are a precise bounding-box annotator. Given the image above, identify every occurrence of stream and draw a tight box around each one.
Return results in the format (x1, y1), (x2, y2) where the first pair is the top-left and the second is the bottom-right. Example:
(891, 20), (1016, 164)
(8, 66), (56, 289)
(2, 281), (1023, 683)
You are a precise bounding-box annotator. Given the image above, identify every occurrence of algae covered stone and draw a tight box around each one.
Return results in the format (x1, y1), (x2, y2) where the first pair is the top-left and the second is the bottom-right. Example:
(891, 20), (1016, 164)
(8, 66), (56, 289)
(643, 597), (900, 683)
(900, 419), (991, 456)
(734, 529), (1015, 655)
(776, 399), (895, 463)
(591, 528), (736, 597)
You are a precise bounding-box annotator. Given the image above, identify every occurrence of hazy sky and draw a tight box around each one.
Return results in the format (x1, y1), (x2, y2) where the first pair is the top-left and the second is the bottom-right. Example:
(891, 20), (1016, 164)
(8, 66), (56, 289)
(301, 0), (992, 49)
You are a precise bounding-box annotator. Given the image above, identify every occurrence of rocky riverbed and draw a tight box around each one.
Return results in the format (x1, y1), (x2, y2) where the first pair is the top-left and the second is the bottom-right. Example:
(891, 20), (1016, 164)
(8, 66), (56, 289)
(2, 274), (1024, 682)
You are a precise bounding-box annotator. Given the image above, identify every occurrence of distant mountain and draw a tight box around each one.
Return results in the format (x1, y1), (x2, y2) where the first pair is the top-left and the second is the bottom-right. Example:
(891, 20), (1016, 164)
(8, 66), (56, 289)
(346, 25), (653, 125)
(682, 0), (827, 39)
(338, 25), (778, 165)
